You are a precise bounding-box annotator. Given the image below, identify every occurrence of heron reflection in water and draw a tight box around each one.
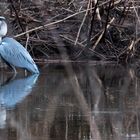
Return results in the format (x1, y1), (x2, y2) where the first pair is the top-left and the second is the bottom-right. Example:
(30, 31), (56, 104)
(0, 74), (38, 107)
(0, 74), (39, 128)
(0, 16), (39, 74)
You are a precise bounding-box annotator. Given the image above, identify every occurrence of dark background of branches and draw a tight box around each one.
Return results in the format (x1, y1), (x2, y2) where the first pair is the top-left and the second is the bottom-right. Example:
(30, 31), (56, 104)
(0, 0), (139, 63)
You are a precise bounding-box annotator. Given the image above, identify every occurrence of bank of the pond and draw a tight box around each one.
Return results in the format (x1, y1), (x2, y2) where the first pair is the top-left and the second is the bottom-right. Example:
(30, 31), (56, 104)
(0, 0), (139, 64)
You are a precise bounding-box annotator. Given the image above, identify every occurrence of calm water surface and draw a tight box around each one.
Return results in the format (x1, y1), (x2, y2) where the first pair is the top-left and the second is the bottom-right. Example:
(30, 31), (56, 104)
(0, 62), (140, 140)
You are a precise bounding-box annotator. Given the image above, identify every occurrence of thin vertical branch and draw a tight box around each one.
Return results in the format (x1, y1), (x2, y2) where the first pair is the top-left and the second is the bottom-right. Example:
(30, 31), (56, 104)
(86, 0), (100, 48)
(102, 0), (112, 39)
(9, 0), (24, 32)
(74, 0), (91, 45)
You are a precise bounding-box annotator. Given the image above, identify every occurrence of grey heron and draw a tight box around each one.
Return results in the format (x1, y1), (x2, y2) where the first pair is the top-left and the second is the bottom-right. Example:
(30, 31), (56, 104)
(0, 16), (39, 74)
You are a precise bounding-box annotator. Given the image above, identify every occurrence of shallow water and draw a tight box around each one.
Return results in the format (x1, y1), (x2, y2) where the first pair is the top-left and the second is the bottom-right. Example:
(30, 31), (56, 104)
(0, 62), (140, 140)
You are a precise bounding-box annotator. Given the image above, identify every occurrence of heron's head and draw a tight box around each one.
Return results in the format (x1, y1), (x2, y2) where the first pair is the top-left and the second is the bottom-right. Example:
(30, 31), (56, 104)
(0, 16), (7, 43)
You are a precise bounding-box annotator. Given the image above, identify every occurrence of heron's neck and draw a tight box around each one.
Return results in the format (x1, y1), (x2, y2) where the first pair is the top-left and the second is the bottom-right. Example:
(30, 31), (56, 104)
(0, 20), (7, 39)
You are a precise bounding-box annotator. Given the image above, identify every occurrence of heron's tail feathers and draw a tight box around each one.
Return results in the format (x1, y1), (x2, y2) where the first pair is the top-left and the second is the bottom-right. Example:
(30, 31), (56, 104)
(26, 63), (39, 74)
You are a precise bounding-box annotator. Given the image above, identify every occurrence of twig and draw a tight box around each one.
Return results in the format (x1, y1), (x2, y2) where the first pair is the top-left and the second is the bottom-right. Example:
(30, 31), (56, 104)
(74, 0), (91, 45)
(92, 17), (115, 50)
(86, 0), (100, 48)
(93, 0), (101, 20)
(60, 35), (84, 47)
(128, 40), (135, 51)
(60, 34), (106, 60)
(103, 0), (112, 39)
(14, 0), (113, 38)
(9, 0), (24, 32)
(25, 26), (29, 50)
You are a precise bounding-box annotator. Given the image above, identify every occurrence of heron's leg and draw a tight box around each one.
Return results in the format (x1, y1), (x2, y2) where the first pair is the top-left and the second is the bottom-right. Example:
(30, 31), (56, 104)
(24, 69), (27, 76)
(9, 72), (16, 81)
(6, 62), (17, 74)
(10, 65), (17, 74)
(9, 65), (17, 79)
(1, 57), (17, 74)
(1, 73), (16, 85)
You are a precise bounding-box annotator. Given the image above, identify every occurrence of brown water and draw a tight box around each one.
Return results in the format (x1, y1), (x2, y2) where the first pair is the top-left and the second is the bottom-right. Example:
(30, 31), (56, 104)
(0, 62), (140, 140)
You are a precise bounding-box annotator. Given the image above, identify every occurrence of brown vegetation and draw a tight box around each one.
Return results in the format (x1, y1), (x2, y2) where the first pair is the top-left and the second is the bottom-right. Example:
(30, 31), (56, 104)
(0, 0), (140, 63)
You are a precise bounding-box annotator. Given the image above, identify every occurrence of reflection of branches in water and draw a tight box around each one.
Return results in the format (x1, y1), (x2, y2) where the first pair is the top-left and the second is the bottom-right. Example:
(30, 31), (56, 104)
(40, 68), (102, 139)
(106, 67), (135, 139)
(74, 64), (140, 139)
(5, 64), (140, 139)
(85, 64), (104, 113)
(41, 80), (73, 140)
(122, 68), (140, 137)
(65, 63), (101, 140)
(99, 66), (140, 139)
(8, 111), (30, 140)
